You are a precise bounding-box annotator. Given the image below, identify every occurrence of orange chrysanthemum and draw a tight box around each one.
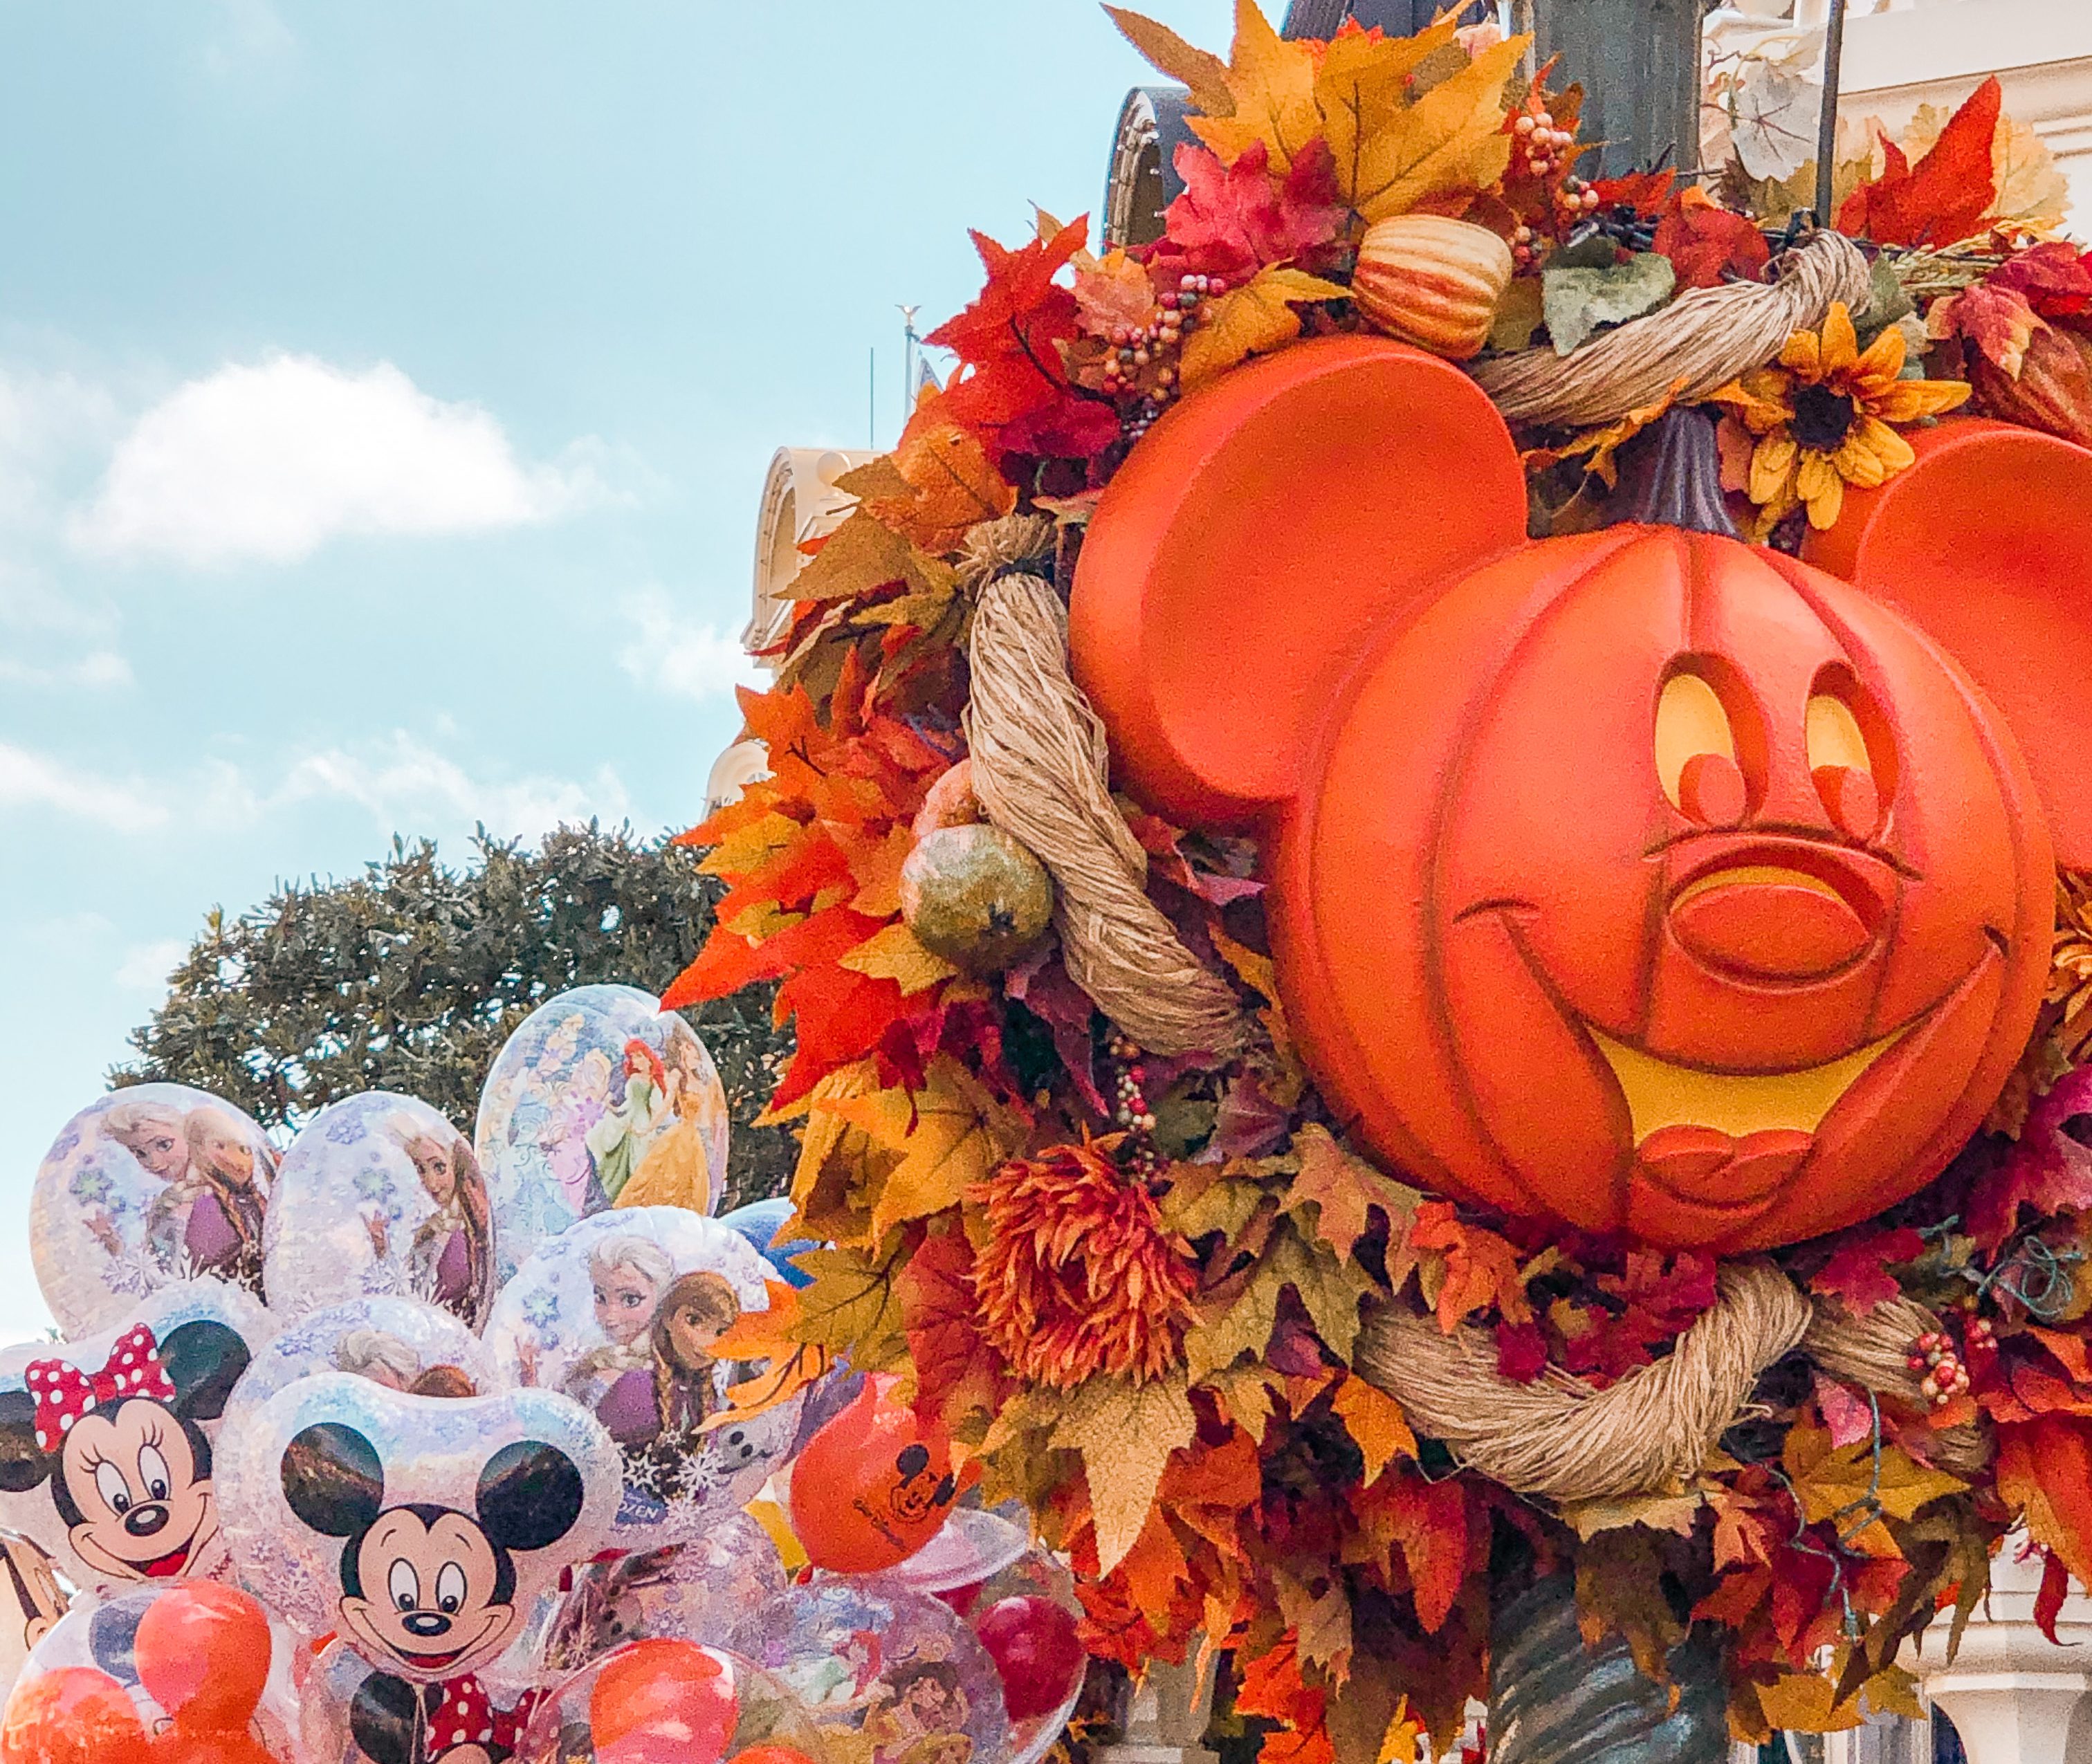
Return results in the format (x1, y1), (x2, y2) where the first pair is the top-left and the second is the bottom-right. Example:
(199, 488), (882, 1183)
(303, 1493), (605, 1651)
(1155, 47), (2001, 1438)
(1709, 300), (1970, 537)
(971, 1143), (1198, 1388)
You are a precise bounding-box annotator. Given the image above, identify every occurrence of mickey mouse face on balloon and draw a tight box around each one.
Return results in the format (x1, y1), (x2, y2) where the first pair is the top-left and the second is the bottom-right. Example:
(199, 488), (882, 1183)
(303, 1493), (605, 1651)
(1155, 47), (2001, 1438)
(1072, 338), (2091, 1249)
(0, 1281), (268, 1590)
(218, 1372), (620, 1681)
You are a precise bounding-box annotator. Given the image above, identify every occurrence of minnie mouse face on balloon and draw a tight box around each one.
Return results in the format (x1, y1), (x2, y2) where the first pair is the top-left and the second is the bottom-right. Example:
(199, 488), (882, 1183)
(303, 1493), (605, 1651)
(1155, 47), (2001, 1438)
(0, 1314), (253, 1586)
(282, 1421), (585, 1680)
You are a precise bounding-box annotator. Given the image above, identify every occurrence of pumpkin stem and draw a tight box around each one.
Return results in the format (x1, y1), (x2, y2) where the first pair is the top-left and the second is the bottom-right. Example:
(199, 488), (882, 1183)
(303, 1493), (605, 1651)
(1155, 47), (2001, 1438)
(1606, 408), (1741, 541)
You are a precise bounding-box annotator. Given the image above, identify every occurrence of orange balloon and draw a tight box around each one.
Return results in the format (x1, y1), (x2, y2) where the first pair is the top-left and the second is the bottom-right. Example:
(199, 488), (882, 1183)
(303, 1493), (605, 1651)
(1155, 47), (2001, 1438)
(134, 1583), (272, 1734)
(731, 1748), (818, 1764)
(145, 1733), (277, 1764)
(789, 1377), (956, 1573)
(589, 1640), (739, 1764)
(1, 1668), (149, 1764)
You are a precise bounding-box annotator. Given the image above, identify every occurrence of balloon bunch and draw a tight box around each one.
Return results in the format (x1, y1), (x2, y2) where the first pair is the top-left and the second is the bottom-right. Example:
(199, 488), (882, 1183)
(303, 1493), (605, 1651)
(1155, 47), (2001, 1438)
(1, 985), (1087, 1764)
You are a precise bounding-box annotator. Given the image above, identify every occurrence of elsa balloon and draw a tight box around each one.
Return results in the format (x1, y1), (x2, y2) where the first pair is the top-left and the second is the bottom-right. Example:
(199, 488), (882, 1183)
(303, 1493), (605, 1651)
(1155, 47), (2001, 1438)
(30, 1086), (277, 1334)
(475, 987), (731, 1277)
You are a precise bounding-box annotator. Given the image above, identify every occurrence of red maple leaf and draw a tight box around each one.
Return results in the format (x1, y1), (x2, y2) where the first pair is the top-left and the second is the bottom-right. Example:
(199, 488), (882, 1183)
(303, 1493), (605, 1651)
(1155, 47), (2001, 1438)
(1967, 1065), (2092, 1248)
(1149, 138), (1347, 284)
(1837, 76), (2001, 247)
(1593, 169), (1676, 219)
(1810, 1226), (1925, 1314)
(1495, 1320), (1547, 1383)
(899, 1222), (1007, 1433)
(1653, 189), (1770, 290)
(1992, 241), (2092, 318)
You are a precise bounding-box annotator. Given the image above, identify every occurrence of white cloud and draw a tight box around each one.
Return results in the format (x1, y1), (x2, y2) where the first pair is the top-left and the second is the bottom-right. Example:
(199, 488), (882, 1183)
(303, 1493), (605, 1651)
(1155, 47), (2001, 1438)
(73, 354), (607, 567)
(0, 743), (169, 829)
(203, 0), (295, 79)
(618, 587), (761, 701)
(273, 732), (632, 841)
(0, 650), (131, 689)
(115, 938), (188, 993)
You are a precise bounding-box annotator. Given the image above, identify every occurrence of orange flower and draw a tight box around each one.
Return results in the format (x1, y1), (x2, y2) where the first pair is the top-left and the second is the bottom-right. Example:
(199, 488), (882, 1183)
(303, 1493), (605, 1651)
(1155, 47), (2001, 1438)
(971, 1143), (1198, 1388)
(1709, 301), (1970, 537)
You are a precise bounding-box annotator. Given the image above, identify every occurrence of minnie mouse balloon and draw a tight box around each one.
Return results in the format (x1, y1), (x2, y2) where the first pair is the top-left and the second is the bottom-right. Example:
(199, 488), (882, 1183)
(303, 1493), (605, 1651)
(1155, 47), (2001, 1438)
(264, 1098), (496, 1330)
(218, 1372), (620, 1675)
(475, 987), (730, 1273)
(30, 1089), (277, 1335)
(299, 1636), (543, 1764)
(482, 1209), (800, 1548)
(726, 1584), (1006, 1764)
(0, 1280), (270, 1592)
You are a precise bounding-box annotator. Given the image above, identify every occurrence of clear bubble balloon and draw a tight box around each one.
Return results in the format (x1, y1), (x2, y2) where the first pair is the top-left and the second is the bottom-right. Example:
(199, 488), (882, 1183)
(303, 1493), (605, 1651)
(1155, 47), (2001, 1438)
(475, 986), (731, 1275)
(537, 1513), (788, 1677)
(726, 1583), (1007, 1764)
(264, 1096), (497, 1330)
(483, 1209), (802, 1551)
(30, 1087), (277, 1336)
(218, 1372), (621, 1675)
(0, 1533), (70, 1711)
(12, 1583), (305, 1760)
(300, 1636), (549, 1764)
(512, 1642), (832, 1764)
(0, 1280), (272, 1593)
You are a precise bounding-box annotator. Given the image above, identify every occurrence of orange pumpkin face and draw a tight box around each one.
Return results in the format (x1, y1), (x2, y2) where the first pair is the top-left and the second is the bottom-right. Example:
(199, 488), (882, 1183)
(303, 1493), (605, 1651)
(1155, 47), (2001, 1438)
(1070, 338), (2073, 1249)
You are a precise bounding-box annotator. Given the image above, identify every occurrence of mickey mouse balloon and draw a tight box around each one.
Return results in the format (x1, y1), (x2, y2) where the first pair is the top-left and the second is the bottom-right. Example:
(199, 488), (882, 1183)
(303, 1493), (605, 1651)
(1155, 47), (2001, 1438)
(475, 987), (730, 1276)
(30, 1087), (277, 1335)
(0, 1280), (270, 1592)
(482, 1209), (800, 1549)
(217, 1372), (620, 1678)
(264, 1096), (497, 1330)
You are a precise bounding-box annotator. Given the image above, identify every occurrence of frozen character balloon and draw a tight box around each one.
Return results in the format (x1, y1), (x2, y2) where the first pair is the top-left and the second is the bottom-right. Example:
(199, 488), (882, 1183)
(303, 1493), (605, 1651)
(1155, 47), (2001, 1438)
(484, 1209), (802, 1548)
(0, 1280), (270, 1591)
(264, 1094), (497, 1330)
(30, 1087), (278, 1334)
(475, 988), (730, 1276)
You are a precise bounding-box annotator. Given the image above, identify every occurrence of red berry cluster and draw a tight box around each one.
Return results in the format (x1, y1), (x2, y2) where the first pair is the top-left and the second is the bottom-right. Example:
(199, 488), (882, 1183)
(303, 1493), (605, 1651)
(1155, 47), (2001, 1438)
(1105, 1030), (1164, 1180)
(1512, 110), (1572, 178)
(1097, 273), (1224, 403)
(1907, 1328), (1972, 1408)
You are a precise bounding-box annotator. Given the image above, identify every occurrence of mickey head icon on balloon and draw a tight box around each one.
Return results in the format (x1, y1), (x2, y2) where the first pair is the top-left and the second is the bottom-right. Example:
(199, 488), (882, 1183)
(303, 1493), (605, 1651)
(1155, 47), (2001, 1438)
(1072, 335), (2092, 1251)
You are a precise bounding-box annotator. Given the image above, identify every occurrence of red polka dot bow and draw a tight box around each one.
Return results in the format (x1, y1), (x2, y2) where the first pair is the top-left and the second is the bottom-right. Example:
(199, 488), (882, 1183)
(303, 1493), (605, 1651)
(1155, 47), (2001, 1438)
(24, 1325), (176, 1451)
(428, 1675), (539, 1758)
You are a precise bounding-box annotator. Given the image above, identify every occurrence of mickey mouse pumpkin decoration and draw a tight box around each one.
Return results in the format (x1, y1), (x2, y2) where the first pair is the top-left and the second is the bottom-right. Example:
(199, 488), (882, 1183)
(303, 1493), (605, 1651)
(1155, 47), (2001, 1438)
(1071, 336), (2092, 1249)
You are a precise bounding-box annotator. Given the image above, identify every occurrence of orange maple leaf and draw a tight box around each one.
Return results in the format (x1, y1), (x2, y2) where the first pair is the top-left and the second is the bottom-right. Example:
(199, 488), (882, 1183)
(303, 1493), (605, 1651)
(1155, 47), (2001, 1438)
(1838, 76), (2001, 247)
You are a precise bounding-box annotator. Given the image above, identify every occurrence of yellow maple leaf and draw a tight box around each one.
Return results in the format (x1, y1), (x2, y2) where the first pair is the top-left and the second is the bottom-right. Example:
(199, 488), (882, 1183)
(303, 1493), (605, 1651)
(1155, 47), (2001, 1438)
(784, 1060), (893, 1245)
(1313, 15), (1461, 208)
(1274, 1567), (1354, 1679)
(1784, 1424), (1965, 1556)
(1289, 1123), (1418, 1261)
(850, 410), (1016, 556)
(838, 921), (957, 995)
(1556, 1489), (1707, 1542)
(1992, 113), (2071, 229)
(832, 1055), (1025, 1242)
(1103, 6), (1233, 118)
(1189, 0), (1320, 172)
(1269, 1222), (1370, 1361)
(697, 809), (801, 880)
(1753, 1671), (1866, 1735)
(788, 508), (957, 605)
(1330, 1371), (1417, 1485)
(789, 1242), (911, 1370)
(1052, 1370), (1195, 1575)
(1350, 35), (1524, 222)
(1186, 1261), (1284, 1381)
(1180, 264), (1346, 391)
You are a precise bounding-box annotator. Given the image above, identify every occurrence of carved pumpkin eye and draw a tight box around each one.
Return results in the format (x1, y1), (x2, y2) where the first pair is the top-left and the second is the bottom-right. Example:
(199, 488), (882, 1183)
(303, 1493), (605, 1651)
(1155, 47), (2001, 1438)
(1655, 670), (1746, 826)
(1807, 668), (1890, 839)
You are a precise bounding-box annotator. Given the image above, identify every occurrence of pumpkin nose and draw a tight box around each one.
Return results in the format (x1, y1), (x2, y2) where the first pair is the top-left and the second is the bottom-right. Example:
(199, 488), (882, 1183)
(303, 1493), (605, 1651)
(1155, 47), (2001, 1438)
(1669, 865), (1873, 981)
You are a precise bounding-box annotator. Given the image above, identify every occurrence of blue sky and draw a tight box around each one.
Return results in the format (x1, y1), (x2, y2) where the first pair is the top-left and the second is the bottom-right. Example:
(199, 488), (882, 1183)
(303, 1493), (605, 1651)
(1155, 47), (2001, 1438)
(0, 0), (1226, 1344)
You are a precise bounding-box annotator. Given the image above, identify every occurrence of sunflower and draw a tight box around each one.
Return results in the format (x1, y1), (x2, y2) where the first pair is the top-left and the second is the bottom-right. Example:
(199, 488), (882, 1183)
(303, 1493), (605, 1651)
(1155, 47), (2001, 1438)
(971, 1141), (1198, 1388)
(1709, 302), (1970, 536)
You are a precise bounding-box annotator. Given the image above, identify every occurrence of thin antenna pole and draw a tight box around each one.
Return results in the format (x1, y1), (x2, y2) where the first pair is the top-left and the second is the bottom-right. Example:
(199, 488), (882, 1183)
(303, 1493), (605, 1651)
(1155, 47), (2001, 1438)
(868, 347), (877, 450)
(899, 304), (922, 430)
(1814, 0), (1848, 224)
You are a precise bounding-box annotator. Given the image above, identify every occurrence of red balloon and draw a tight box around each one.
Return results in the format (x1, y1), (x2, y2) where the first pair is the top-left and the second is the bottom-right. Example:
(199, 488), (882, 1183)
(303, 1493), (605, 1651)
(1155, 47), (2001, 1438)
(1, 1668), (149, 1764)
(934, 1580), (986, 1617)
(589, 1640), (739, 1764)
(973, 1596), (1085, 1723)
(789, 1377), (956, 1574)
(134, 1583), (272, 1734)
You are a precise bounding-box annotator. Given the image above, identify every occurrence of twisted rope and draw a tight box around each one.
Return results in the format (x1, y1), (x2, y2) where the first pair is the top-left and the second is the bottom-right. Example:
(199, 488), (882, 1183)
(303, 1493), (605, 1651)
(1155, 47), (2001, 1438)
(964, 558), (1251, 1058)
(1357, 1260), (1992, 1499)
(1469, 232), (1873, 429)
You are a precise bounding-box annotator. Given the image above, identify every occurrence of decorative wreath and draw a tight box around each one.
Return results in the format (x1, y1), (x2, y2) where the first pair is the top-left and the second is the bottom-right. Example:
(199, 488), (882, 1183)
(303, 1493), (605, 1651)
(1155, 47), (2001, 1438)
(672, 6), (2092, 1757)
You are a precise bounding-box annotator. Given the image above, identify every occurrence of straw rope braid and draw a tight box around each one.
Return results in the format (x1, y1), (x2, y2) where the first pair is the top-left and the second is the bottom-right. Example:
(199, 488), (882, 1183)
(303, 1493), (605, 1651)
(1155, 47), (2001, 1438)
(1468, 231), (1873, 430)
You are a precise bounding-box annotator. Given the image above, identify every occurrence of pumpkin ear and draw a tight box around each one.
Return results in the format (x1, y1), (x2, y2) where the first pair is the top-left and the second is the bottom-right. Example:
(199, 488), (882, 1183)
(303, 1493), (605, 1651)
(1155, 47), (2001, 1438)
(1068, 334), (1528, 829)
(1804, 418), (2092, 867)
